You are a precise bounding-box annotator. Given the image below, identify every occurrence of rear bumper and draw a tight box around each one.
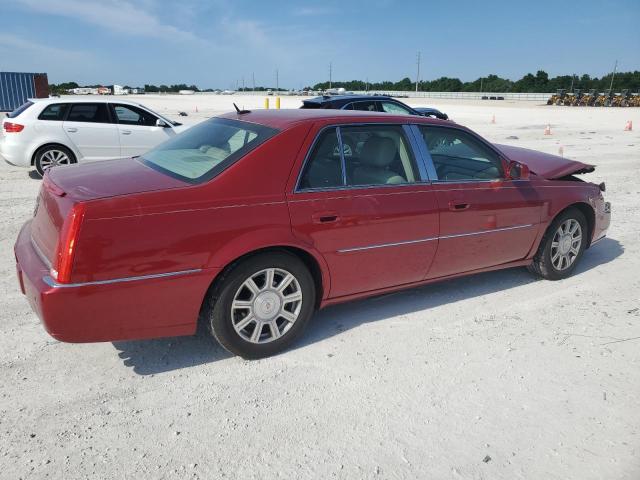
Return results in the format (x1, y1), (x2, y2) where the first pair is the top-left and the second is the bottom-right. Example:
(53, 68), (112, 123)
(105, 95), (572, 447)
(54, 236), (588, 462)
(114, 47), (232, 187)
(0, 136), (30, 167)
(14, 220), (218, 342)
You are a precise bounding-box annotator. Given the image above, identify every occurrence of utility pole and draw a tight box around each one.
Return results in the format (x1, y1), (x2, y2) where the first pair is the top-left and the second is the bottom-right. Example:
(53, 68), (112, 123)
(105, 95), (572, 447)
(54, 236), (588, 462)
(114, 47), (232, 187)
(252, 72), (255, 92)
(480, 77), (483, 93)
(569, 74), (574, 92)
(415, 51), (421, 92)
(329, 62), (332, 90)
(609, 60), (618, 91)
(276, 68), (279, 91)
(242, 76), (245, 92)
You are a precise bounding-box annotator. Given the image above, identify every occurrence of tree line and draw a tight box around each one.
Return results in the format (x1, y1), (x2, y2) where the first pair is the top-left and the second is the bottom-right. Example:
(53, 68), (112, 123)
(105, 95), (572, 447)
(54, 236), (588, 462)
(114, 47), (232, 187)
(312, 70), (640, 93)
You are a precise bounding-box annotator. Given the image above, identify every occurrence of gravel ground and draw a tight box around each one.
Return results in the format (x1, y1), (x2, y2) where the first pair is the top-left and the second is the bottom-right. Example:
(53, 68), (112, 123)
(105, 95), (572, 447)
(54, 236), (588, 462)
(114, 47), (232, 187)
(1, 95), (638, 479)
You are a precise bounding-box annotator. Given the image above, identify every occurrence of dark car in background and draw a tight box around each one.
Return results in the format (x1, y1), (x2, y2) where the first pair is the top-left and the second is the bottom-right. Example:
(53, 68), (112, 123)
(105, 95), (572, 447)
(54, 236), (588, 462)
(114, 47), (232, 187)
(301, 95), (449, 120)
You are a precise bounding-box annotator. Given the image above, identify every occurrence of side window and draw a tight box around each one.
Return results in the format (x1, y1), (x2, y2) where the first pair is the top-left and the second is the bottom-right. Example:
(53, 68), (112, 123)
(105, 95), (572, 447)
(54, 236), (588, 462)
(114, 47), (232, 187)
(380, 101), (412, 115)
(419, 126), (504, 181)
(343, 103), (354, 110)
(342, 125), (418, 186)
(113, 104), (157, 126)
(38, 104), (68, 121)
(298, 128), (343, 190)
(67, 103), (111, 123)
(351, 101), (377, 112)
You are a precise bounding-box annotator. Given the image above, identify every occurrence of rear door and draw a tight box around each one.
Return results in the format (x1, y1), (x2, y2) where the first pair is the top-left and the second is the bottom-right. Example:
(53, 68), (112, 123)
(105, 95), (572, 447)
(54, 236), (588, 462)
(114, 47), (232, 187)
(111, 103), (177, 157)
(287, 122), (439, 298)
(415, 125), (542, 279)
(62, 103), (119, 161)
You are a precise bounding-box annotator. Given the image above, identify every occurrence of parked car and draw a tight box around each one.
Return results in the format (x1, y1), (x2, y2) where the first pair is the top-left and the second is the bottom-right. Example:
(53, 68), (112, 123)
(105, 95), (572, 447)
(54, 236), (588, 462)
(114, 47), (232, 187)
(14, 109), (610, 359)
(301, 95), (449, 119)
(1, 98), (187, 176)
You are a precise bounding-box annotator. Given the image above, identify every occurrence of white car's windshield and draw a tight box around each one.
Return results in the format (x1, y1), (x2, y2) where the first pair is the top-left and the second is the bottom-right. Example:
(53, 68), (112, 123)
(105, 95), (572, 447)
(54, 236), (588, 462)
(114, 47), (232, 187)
(141, 118), (278, 183)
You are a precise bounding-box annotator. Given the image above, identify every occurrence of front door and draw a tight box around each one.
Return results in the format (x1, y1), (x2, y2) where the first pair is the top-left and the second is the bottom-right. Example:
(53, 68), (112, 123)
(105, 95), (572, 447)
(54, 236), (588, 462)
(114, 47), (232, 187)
(111, 103), (176, 157)
(287, 123), (439, 298)
(415, 125), (542, 279)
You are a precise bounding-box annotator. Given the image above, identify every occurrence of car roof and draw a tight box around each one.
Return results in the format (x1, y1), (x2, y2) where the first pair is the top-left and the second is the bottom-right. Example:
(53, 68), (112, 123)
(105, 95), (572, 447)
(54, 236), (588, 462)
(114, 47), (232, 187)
(304, 94), (392, 104)
(219, 108), (449, 130)
(29, 96), (146, 107)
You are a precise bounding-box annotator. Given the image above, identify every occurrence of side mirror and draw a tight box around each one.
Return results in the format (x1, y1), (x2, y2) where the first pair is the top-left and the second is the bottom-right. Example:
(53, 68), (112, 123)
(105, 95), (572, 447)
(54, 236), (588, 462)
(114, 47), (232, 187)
(507, 161), (530, 180)
(155, 118), (168, 128)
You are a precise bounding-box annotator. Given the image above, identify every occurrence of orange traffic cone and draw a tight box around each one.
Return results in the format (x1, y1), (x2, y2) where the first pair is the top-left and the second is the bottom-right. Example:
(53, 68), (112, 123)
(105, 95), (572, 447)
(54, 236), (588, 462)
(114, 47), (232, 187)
(558, 146), (564, 157)
(624, 120), (632, 131)
(544, 124), (552, 135)
(491, 114), (496, 124)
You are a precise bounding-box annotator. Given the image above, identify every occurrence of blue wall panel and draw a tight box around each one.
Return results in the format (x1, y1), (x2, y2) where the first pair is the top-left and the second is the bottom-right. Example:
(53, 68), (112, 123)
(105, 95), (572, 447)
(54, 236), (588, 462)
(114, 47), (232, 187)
(0, 72), (38, 111)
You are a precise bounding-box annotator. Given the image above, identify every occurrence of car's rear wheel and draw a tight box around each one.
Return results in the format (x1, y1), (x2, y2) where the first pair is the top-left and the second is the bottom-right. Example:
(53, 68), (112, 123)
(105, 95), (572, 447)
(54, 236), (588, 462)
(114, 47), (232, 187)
(34, 145), (75, 177)
(528, 208), (588, 280)
(204, 252), (316, 359)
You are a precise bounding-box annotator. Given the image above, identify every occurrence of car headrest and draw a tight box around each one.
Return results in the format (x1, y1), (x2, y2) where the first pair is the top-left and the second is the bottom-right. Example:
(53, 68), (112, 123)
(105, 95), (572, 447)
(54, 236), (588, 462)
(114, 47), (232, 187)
(361, 136), (396, 168)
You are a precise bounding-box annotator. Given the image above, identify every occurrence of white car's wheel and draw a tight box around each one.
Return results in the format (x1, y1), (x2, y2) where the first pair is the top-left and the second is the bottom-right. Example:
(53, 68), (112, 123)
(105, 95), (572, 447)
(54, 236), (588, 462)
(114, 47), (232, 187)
(34, 146), (76, 177)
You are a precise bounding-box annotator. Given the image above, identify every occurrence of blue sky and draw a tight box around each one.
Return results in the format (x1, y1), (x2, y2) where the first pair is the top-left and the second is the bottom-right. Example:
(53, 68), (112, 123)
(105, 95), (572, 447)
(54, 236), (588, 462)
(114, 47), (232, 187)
(1, 0), (638, 88)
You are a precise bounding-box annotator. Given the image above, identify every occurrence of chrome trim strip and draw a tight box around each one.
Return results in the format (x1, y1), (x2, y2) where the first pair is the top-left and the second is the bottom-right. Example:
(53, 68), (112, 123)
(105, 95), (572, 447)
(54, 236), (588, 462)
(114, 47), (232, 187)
(337, 224), (534, 253)
(42, 268), (202, 288)
(31, 236), (52, 269)
(439, 223), (534, 240)
(338, 236), (438, 253)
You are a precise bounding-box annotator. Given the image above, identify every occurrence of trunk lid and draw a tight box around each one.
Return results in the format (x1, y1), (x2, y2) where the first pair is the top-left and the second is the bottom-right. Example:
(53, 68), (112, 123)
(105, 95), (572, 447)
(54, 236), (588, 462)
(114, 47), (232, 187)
(494, 143), (595, 179)
(47, 157), (188, 201)
(30, 158), (187, 268)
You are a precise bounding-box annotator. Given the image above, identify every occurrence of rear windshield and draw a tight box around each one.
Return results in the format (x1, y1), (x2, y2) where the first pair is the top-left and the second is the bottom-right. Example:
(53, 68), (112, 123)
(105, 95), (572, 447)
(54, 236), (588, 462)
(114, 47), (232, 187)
(7, 101), (34, 118)
(141, 118), (278, 183)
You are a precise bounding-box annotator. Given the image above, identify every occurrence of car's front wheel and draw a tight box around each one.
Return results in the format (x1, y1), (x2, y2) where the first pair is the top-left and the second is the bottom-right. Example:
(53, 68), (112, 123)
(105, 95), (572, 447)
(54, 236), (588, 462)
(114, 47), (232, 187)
(204, 252), (316, 359)
(528, 208), (588, 280)
(34, 145), (75, 177)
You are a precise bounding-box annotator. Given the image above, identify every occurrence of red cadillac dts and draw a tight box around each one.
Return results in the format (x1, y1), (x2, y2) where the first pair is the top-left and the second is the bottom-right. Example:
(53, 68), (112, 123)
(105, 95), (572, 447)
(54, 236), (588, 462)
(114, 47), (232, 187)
(14, 109), (611, 358)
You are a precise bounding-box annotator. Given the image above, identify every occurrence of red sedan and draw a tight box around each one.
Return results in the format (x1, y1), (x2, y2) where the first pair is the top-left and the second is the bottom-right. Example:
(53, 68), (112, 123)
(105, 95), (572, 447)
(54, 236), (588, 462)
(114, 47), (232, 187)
(14, 109), (611, 358)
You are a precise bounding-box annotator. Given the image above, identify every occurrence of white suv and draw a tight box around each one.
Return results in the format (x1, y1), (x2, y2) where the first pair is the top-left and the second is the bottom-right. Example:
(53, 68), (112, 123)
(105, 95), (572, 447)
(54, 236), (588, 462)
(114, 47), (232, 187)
(1, 97), (188, 176)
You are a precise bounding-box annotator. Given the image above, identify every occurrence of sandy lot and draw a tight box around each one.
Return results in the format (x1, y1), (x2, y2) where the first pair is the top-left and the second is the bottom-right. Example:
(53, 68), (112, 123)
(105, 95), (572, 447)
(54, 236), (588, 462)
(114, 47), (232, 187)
(1, 95), (639, 479)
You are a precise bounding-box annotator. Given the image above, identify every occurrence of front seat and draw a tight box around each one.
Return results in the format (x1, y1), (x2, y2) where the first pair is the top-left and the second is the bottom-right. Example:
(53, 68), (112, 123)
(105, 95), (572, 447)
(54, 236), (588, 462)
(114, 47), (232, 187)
(353, 136), (406, 185)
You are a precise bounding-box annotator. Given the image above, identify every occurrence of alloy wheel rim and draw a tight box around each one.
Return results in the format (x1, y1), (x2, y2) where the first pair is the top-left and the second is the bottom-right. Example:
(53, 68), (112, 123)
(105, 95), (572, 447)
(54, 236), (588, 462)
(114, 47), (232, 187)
(40, 150), (71, 171)
(231, 268), (303, 344)
(551, 219), (582, 271)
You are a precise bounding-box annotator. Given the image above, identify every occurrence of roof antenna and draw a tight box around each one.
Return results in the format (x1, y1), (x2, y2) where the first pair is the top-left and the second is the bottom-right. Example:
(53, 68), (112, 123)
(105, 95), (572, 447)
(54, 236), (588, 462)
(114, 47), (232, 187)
(233, 103), (251, 114)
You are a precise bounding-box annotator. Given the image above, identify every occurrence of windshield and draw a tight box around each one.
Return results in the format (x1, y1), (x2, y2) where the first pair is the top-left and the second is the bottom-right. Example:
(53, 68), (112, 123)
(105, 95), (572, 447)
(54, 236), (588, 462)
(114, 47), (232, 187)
(141, 118), (278, 183)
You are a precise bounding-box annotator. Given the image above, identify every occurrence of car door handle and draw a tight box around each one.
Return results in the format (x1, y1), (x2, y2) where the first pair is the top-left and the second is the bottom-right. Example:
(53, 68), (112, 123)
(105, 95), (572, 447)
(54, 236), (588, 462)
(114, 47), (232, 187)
(312, 212), (339, 224)
(65, 127), (77, 133)
(121, 130), (132, 135)
(449, 202), (470, 211)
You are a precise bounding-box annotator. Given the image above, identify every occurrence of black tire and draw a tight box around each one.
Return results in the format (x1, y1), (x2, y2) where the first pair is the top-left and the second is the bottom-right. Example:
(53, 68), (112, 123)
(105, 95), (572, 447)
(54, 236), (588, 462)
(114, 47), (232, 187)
(204, 252), (316, 359)
(528, 208), (588, 280)
(34, 145), (76, 177)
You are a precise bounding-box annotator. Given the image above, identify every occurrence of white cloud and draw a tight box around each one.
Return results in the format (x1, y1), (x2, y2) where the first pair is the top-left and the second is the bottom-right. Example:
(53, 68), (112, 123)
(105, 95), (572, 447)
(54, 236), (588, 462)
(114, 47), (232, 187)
(15, 0), (206, 44)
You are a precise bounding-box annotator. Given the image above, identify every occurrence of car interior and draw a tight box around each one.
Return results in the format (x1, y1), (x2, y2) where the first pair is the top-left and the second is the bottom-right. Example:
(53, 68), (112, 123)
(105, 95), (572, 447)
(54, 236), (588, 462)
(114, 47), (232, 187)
(300, 127), (416, 189)
(420, 128), (503, 181)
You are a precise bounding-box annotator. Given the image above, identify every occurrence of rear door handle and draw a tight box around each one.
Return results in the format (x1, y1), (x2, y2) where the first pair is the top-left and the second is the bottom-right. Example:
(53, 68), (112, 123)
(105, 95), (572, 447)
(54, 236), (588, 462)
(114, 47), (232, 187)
(312, 212), (339, 224)
(448, 202), (470, 211)
(121, 130), (132, 135)
(65, 127), (77, 133)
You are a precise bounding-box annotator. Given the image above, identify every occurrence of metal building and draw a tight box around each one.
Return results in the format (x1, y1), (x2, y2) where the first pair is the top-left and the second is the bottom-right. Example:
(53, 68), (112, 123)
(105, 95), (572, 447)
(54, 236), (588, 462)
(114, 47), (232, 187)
(0, 72), (49, 112)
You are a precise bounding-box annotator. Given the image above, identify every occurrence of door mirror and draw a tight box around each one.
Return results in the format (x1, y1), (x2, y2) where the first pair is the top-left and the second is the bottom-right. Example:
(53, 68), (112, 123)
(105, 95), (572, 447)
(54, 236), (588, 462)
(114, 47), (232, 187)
(507, 161), (530, 180)
(155, 118), (168, 128)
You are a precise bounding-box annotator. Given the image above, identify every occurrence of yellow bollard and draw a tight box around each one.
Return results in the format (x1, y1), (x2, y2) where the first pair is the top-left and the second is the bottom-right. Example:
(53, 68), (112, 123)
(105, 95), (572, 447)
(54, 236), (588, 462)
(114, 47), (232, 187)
(275, 96), (281, 109)
(264, 97), (269, 109)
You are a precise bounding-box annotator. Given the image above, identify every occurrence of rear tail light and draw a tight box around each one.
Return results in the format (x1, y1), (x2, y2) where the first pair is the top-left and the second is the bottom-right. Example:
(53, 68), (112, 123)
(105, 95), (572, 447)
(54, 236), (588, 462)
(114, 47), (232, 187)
(3, 122), (24, 133)
(51, 203), (86, 284)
